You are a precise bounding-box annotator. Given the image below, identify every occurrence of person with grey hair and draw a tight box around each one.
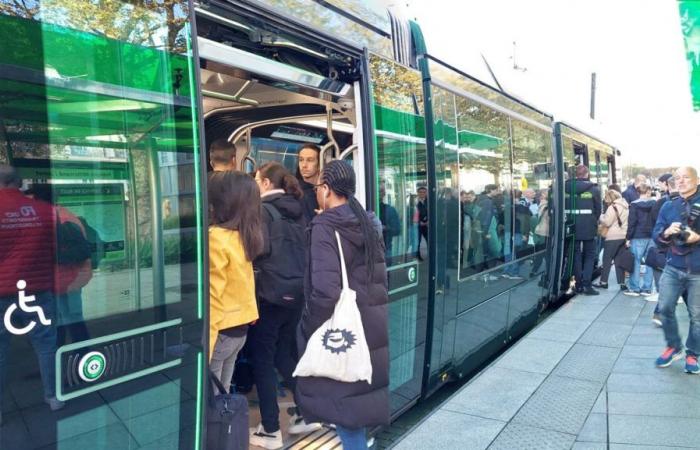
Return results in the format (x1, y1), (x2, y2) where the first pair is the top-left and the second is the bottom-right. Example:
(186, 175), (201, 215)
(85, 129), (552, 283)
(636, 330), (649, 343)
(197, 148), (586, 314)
(653, 167), (700, 374)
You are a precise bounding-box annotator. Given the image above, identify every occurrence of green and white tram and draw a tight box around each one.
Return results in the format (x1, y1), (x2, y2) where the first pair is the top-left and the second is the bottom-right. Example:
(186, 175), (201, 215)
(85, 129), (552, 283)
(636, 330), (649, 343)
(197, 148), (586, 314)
(0, 1), (617, 448)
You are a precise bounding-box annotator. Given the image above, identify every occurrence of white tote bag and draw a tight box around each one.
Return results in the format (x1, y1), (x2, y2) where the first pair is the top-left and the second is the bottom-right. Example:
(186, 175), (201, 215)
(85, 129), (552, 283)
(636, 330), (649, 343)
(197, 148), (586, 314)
(293, 231), (373, 384)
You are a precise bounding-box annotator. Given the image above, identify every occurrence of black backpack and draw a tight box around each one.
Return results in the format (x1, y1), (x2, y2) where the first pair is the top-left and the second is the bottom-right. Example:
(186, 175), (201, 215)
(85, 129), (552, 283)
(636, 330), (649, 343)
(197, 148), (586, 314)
(56, 214), (92, 265)
(256, 202), (306, 308)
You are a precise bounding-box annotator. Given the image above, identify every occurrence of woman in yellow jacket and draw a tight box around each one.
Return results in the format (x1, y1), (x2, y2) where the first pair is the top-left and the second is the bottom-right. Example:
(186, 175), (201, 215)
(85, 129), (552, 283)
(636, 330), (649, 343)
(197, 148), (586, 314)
(208, 171), (264, 391)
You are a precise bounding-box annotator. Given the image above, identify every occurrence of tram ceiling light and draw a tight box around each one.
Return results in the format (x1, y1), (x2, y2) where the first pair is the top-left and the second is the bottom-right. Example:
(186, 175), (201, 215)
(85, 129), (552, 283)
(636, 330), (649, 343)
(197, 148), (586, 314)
(194, 6), (252, 33)
(197, 37), (351, 98)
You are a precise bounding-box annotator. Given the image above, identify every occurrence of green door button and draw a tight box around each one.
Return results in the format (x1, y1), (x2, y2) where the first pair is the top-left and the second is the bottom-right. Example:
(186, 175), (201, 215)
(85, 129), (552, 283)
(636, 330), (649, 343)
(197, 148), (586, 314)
(78, 351), (106, 382)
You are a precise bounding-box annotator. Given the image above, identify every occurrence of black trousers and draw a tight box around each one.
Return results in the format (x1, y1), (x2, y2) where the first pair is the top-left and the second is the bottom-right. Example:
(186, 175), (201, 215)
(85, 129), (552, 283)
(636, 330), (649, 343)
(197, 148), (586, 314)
(248, 302), (302, 432)
(600, 239), (626, 285)
(574, 239), (597, 289)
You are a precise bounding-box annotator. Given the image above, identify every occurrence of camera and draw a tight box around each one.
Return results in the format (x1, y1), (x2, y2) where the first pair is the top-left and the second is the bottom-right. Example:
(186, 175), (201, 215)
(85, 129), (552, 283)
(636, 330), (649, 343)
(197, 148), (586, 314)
(673, 203), (700, 243)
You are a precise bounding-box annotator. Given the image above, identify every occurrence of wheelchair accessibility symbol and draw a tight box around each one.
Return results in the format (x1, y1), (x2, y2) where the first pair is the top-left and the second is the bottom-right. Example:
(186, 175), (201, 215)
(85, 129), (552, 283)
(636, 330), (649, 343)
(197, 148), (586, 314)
(3, 280), (51, 335)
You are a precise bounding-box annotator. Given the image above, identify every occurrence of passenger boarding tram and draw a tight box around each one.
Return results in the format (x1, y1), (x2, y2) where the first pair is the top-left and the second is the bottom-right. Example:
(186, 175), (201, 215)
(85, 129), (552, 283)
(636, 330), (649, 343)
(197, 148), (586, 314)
(0, 0), (617, 448)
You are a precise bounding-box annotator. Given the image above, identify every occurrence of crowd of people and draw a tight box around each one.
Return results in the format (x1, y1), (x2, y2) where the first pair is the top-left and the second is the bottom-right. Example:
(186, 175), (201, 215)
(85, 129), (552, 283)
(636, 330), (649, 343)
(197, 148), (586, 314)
(590, 167), (700, 375)
(206, 140), (389, 450)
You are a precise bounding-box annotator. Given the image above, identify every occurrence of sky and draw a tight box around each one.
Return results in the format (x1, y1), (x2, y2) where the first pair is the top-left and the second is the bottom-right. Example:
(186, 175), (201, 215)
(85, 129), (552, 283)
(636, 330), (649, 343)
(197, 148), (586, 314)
(401, 0), (700, 170)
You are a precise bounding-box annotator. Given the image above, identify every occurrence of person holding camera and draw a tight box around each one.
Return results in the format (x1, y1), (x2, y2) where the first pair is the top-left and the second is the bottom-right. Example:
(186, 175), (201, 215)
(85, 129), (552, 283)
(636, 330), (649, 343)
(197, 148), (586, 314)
(653, 167), (700, 374)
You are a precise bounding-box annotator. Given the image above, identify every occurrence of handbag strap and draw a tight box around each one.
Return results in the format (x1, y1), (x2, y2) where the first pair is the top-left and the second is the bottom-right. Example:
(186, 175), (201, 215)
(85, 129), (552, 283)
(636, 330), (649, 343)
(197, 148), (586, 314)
(611, 205), (622, 227)
(334, 231), (349, 290)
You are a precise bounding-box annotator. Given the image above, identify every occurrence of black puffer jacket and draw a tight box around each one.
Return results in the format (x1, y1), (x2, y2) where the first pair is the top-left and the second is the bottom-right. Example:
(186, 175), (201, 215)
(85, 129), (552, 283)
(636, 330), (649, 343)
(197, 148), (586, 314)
(296, 203), (389, 429)
(298, 178), (319, 223)
(626, 198), (656, 240)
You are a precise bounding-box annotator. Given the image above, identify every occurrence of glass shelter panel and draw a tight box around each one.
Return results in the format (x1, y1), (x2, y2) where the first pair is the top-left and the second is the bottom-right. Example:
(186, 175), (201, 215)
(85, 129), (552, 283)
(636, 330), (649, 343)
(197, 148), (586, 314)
(0, 3), (204, 450)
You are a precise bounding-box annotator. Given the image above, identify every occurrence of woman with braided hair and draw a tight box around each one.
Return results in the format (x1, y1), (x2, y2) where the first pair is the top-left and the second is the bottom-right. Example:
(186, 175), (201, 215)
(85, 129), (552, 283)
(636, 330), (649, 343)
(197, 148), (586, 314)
(295, 160), (389, 449)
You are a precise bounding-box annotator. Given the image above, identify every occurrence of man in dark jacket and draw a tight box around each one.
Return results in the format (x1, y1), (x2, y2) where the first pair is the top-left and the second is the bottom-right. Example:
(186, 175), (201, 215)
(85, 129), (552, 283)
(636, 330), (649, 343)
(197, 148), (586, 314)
(624, 183), (657, 296)
(379, 182), (400, 260)
(297, 161), (389, 447)
(565, 165), (602, 295)
(652, 167), (700, 374)
(622, 174), (647, 205)
(477, 184), (500, 271)
(296, 143), (321, 222)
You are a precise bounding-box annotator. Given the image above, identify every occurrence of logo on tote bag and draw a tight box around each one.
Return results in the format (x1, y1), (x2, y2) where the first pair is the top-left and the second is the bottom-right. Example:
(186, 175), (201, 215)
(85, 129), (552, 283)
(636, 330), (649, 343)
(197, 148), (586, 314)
(322, 328), (356, 354)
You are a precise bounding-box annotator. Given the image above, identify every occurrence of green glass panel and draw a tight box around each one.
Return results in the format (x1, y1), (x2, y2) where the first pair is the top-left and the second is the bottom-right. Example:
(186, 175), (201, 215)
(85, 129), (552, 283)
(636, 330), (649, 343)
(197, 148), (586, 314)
(370, 54), (428, 415)
(0, 2), (203, 449)
(679, 1), (700, 111)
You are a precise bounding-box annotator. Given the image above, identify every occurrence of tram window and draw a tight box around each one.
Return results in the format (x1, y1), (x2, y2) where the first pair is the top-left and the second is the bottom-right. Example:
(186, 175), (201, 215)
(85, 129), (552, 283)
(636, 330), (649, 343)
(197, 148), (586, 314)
(511, 119), (554, 258)
(454, 95), (511, 278)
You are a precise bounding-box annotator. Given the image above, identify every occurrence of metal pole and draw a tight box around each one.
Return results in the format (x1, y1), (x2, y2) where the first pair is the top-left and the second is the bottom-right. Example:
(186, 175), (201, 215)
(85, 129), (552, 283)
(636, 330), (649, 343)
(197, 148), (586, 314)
(590, 72), (597, 120)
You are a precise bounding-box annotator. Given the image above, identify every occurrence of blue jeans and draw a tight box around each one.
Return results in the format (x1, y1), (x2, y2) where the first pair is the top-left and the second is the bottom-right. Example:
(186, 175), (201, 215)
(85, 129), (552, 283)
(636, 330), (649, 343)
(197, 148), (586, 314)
(0, 292), (58, 399)
(629, 239), (654, 292)
(657, 265), (700, 357)
(336, 425), (367, 450)
(503, 233), (523, 276)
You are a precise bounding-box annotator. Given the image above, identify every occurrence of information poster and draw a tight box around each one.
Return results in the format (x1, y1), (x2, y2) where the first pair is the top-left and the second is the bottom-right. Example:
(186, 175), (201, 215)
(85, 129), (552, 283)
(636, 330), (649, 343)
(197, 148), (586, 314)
(53, 184), (127, 263)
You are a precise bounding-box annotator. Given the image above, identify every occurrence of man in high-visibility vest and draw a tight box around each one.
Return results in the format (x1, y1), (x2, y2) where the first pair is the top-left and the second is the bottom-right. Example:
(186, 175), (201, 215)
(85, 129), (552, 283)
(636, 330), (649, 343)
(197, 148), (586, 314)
(565, 164), (602, 295)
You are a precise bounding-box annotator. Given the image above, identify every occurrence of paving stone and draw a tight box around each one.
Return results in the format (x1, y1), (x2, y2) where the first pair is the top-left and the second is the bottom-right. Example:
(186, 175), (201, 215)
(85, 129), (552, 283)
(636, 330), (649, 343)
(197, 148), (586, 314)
(608, 391), (700, 418)
(511, 376), (601, 434)
(591, 391), (606, 414)
(624, 331), (667, 346)
(393, 410), (505, 450)
(606, 372), (700, 397)
(578, 321), (633, 348)
(552, 344), (620, 382)
(552, 304), (606, 322)
(619, 344), (665, 359)
(611, 357), (683, 376)
(610, 445), (694, 450)
(597, 304), (643, 325)
(444, 367), (545, 422)
(488, 423), (575, 450)
(527, 318), (592, 343)
(495, 338), (573, 375)
(576, 413), (607, 443)
(608, 414), (700, 448)
(572, 443), (607, 450)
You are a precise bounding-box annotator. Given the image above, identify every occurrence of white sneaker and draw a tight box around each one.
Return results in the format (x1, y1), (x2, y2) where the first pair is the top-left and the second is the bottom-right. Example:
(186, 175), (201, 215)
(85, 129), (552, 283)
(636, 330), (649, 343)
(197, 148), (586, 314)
(44, 396), (65, 411)
(678, 297), (685, 304)
(288, 413), (322, 434)
(645, 293), (659, 302)
(624, 291), (640, 297)
(249, 424), (283, 449)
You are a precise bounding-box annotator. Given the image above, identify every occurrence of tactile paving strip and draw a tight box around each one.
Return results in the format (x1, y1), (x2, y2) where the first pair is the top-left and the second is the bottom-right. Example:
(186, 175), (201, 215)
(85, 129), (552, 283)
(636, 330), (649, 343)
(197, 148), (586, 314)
(510, 375), (602, 434)
(552, 343), (621, 382)
(488, 423), (575, 450)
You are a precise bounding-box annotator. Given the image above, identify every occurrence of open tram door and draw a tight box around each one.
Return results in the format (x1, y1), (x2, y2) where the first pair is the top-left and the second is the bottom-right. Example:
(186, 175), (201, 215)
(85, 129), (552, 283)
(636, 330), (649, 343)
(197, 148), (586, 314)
(1, 2), (206, 449)
(193, 4), (381, 447)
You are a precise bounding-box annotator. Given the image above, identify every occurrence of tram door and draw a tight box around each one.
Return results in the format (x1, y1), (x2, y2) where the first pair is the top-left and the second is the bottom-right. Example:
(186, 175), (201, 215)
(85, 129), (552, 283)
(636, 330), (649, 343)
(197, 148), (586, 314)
(1, 3), (205, 450)
(368, 55), (431, 416)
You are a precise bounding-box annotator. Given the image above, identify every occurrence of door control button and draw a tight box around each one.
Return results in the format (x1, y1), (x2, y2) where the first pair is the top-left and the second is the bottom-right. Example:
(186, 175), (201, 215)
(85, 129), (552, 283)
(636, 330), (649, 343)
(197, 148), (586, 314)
(78, 351), (106, 382)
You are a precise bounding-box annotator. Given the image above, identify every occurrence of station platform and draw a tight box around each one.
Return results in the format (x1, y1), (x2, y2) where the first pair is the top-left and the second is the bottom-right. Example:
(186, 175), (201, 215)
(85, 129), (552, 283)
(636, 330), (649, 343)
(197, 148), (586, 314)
(391, 281), (700, 450)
